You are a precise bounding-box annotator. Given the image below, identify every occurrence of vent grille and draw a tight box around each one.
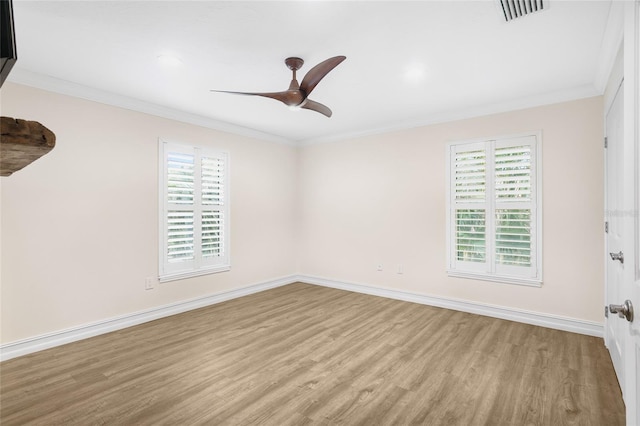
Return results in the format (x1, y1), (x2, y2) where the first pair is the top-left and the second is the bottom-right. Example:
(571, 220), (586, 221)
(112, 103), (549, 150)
(496, 0), (547, 22)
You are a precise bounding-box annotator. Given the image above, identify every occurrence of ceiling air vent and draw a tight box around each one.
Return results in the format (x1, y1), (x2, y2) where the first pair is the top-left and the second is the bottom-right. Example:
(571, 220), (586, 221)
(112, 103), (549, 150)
(496, 0), (547, 22)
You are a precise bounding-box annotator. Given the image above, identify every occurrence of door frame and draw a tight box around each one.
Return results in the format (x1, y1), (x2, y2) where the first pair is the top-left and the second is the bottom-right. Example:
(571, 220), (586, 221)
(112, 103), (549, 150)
(622, 2), (639, 424)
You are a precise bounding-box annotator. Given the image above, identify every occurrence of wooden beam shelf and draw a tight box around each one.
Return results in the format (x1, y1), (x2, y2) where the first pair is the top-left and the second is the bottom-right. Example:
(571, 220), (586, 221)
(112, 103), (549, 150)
(1, 116), (56, 177)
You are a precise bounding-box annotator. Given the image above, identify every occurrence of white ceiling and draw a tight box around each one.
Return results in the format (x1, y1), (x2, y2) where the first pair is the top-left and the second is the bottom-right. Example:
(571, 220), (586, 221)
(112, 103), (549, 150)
(7, 0), (613, 144)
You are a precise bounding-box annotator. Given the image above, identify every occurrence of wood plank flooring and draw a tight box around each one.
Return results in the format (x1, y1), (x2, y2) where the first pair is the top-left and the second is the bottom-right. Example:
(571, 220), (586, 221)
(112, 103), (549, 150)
(0, 283), (625, 425)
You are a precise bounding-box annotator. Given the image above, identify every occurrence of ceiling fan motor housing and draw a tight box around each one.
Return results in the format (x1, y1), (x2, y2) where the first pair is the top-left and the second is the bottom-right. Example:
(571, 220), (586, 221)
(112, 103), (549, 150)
(285, 57), (304, 71)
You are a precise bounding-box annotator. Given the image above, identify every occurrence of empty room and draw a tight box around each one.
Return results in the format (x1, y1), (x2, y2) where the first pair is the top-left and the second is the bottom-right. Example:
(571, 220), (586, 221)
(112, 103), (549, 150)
(1, 0), (639, 425)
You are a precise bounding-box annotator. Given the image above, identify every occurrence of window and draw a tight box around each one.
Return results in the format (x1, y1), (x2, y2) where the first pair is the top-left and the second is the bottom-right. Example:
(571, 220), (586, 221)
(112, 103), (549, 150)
(159, 140), (230, 282)
(446, 133), (541, 286)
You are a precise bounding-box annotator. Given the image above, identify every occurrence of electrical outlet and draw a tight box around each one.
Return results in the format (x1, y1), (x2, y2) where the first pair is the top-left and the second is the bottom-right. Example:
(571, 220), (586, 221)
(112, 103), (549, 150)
(397, 264), (404, 275)
(145, 277), (155, 290)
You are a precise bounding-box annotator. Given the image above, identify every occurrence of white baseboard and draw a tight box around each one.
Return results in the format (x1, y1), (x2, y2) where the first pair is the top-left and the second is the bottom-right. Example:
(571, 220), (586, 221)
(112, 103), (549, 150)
(296, 275), (604, 338)
(1, 273), (603, 362)
(0, 275), (297, 362)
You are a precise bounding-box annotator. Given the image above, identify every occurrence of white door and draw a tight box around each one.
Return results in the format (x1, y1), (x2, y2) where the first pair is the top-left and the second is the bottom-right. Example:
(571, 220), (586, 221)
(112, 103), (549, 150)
(605, 81), (626, 388)
(605, 73), (639, 425)
(606, 5), (640, 425)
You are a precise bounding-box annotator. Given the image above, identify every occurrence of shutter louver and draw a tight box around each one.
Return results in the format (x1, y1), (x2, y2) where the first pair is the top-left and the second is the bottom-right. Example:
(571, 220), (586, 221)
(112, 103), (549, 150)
(167, 211), (194, 262)
(202, 211), (223, 257)
(495, 145), (531, 201)
(454, 149), (486, 201)
(202, 157), (224, 205)
(456, 209), (486, 262)
(496, 209), (531, 266)
(167, 153), (194, 204)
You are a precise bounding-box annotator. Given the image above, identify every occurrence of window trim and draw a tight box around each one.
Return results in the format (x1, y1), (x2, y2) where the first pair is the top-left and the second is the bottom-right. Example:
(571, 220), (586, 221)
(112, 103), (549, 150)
(158, 139), (230, 283)
(445, 132), (542, 287)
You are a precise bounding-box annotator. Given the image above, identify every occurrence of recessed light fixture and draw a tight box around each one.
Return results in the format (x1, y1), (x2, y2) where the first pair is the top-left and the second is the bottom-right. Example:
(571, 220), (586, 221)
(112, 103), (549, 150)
(157, 54), (183, 67)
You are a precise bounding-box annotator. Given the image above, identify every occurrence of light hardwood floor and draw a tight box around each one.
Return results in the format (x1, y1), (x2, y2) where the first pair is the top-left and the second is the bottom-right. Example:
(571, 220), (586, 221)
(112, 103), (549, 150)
(0, 283), (625, 425)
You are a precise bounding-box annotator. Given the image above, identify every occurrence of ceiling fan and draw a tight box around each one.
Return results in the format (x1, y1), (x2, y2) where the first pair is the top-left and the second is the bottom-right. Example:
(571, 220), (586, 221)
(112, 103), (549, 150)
(211, 56), (346, 117)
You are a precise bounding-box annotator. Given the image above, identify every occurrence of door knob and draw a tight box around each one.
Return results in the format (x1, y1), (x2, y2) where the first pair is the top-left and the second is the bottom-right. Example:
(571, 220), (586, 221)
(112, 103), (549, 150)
(609, 300), (634, 322)
(609, 251), (624, 264)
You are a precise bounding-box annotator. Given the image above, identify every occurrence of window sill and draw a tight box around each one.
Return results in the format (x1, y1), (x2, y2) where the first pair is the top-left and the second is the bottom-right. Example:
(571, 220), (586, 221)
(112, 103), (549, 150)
(447, 270), (542, 287)
(159, 265), (230, 283)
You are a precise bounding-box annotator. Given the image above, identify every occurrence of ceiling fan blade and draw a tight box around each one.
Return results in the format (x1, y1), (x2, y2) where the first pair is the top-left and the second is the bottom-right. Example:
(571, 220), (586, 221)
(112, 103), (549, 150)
(300, 56), (346, 97)
(211, 90), (303, 106)
(301, 99), (333, 117)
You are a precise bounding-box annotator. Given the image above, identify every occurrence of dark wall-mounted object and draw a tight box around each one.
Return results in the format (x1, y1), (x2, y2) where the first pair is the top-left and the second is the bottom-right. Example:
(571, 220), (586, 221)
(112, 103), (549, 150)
(0, 0), (17, 88)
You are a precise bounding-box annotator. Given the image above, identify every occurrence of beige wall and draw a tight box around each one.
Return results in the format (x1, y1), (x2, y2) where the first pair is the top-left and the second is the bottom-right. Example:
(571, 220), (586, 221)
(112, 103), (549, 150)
(298, 97), (604, 322)
(0, 83), (298, 343)
(0, 83), (605, 345)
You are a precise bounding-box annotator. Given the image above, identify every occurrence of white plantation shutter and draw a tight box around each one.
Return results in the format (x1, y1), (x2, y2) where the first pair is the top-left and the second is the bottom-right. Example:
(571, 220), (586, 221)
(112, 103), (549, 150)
(201, 156), (225, 260)
(160, 140), (230, 282)
(447, 134), (541, 285)
(494, 141), (535, 275)
(166, 151), (196, 265)
(452, 143), (488, 271)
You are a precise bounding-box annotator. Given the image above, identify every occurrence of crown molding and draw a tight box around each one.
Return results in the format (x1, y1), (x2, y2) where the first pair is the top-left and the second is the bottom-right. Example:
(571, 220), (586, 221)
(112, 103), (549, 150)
(6, 68), (295, 146)
(7, 68), (602, 148)
(299, 84), (601, 145)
